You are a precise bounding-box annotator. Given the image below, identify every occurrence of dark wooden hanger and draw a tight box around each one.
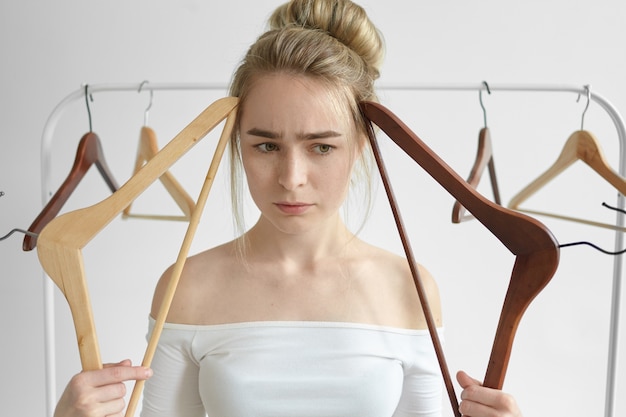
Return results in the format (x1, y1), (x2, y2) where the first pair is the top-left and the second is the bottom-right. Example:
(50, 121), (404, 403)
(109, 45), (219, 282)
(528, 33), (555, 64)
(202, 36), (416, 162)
(22, 132), (119, 251)
(360, 101), (559, 414)
(452, 127), (502, 222)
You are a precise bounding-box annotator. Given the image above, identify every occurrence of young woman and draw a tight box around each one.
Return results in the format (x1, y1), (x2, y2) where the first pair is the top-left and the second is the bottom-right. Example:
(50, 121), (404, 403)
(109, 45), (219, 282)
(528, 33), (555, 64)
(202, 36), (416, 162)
(54, 1), (522, 416)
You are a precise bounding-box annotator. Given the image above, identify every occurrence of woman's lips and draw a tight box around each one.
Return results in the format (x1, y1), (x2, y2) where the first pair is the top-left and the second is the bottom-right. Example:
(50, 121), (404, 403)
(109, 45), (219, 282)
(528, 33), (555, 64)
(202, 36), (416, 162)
(275, 202), (312, 215)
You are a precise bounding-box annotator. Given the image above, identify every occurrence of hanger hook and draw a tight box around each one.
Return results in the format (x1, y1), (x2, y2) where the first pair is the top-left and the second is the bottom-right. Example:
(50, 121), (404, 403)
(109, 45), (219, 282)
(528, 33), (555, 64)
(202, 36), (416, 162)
(479, 81), (491, 128)
(84, 84), (94, 132)
(0, 228), (38, 242)
(576, 84), (591, 130)
(138, 80), (153, 126)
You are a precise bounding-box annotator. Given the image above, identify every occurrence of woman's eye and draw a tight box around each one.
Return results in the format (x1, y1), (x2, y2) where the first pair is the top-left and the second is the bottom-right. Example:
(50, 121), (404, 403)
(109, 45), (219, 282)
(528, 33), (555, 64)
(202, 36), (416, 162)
(314, 144), (333, 154)
(257, 142), (278, 152)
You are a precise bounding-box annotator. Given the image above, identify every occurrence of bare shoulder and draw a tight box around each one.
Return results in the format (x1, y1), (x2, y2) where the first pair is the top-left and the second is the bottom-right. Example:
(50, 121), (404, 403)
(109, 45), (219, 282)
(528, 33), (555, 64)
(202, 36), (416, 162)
(150, 241), (238, 324)
(352, 240), (442, 329)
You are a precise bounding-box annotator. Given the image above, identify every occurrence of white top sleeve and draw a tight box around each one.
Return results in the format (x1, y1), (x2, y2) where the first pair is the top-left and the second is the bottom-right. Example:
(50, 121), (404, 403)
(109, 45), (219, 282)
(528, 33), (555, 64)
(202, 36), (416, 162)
(140, 322), (205, 417)
(141, 319), (444, 417)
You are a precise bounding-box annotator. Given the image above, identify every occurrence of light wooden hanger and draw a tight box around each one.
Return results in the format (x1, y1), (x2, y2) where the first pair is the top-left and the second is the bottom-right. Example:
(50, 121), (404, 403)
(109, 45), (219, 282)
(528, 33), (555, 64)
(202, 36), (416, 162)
(361, 101), (559, 416)
(36, 97), (238, 417)
(122, 126), (196, 221)
(508, 87), (626, 231)
(23, 88), (120, 251)
(122, 84), (196, 221)
(453, 83), (502, 223)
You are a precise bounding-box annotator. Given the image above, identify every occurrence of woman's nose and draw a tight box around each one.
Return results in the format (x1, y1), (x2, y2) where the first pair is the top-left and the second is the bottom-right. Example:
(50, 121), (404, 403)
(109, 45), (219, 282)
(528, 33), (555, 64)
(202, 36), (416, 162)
(277, 150), (307, 190)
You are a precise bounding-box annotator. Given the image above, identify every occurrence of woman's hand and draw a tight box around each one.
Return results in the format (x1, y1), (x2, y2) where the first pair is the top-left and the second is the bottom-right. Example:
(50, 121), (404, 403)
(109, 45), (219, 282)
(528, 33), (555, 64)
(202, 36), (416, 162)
(456, 370), (522, 417)
(54, 359), (152, 417)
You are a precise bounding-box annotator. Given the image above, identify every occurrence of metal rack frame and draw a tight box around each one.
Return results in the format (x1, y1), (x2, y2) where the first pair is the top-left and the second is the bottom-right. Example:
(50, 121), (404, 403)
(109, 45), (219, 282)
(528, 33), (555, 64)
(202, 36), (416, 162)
(39, 82), (625, 417)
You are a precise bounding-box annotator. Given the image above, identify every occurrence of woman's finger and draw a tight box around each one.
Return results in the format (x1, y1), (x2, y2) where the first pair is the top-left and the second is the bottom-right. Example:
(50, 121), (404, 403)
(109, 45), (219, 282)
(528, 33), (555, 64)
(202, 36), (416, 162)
(85, 364), (153, 388)
(456, 370), (520, 417)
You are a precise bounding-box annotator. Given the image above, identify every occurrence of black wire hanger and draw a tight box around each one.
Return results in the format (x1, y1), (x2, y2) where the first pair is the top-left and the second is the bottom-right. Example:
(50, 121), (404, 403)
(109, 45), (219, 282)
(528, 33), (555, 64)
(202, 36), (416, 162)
(558, 202), (626, 255)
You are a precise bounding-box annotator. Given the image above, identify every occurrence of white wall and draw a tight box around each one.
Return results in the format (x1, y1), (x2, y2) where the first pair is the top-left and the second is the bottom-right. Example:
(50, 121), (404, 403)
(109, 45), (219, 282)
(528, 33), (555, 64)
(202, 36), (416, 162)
(1, 1), (625, 416)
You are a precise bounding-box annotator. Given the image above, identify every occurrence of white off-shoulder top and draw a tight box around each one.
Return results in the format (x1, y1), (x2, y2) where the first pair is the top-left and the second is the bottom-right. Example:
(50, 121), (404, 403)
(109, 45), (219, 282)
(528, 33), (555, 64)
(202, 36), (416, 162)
(141, 318), (443, 417)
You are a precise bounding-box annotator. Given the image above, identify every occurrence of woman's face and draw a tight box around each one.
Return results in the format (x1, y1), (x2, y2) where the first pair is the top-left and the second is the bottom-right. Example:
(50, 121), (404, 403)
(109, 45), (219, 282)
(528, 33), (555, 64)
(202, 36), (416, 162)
(239, 73), (361, 235)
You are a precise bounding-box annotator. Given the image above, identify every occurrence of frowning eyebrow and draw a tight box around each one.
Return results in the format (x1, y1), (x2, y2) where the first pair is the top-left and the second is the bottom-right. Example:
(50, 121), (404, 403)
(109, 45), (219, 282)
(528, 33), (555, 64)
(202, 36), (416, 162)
(301, 130), (343, 140)
(246, 128), (279, 139)
(245, 128), (342, 140)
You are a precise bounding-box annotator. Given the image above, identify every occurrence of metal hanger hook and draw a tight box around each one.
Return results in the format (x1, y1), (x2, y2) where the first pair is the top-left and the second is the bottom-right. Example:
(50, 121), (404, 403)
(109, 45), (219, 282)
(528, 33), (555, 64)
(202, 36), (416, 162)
(0, 228), (38, 242)
(138, 80), (153, 126)
(84, 84), (94, 132)
(576, 84), (591, 130)
(479, 81), (491, 128)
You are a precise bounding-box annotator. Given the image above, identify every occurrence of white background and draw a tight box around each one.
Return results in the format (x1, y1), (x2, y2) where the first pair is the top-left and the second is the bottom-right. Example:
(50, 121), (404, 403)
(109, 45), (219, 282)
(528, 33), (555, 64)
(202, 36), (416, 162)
(1, 1), (625, 416)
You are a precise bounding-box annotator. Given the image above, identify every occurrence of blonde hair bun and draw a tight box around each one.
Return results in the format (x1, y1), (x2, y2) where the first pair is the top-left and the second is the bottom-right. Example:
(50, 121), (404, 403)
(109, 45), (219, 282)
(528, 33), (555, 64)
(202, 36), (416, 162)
(269, 0), (384, 79)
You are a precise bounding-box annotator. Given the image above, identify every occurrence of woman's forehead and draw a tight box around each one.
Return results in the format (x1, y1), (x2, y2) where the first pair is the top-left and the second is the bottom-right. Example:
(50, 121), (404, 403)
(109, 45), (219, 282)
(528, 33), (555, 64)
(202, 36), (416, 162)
(241, 73), (355, 132)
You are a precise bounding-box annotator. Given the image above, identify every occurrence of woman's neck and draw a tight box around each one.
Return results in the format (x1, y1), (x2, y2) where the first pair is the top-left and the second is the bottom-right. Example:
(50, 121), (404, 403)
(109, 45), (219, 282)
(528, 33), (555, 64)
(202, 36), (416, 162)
(243, 214), (357, 267)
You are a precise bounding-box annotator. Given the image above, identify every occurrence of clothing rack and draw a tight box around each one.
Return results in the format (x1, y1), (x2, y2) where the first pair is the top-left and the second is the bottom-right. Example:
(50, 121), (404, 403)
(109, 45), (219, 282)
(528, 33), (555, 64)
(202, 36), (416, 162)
(39, 82), (625, 417)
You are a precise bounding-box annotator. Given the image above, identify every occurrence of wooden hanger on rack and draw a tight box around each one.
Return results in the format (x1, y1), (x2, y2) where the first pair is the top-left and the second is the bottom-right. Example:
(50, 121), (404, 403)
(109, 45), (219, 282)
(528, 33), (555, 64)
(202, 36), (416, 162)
(452, 83), (502, 223)
(122, 126), (196, 221)
(36, 96), (238, 417)
(452, 127), (502, 222)
(122, 84), (196, 221)
(508, 87), (626, 231)
(24, 86), (120, 251)
(23, 131), (119, 251)
(360, 101), (559, 414)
